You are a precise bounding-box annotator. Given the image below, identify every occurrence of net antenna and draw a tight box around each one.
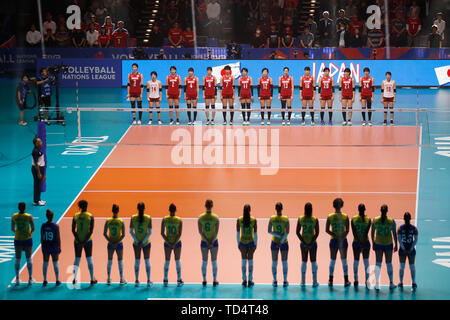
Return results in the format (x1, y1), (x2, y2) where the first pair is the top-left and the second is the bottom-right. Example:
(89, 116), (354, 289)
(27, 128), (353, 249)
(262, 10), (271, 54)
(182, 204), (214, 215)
(191, 0), (198, 58)
(37, 0), (47, 59)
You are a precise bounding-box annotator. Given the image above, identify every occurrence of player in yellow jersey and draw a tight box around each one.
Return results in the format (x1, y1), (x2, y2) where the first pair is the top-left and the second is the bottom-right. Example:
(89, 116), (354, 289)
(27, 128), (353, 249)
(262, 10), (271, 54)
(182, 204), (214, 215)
(11, 202), (35, 286)
(103, 204), (126, 285)
(161, 203), (184, 287)
(130, 202), (152, 287)
(296, 202), (319, 287)
(72, 200), (97, 285)
(326, 198), (351, 287)
(236, 204), (257, 287)
(268, 202), (290, 287)
(351, 204), (372, 288)
(198, 199), (220, 287)
(371, 204), (398, 290)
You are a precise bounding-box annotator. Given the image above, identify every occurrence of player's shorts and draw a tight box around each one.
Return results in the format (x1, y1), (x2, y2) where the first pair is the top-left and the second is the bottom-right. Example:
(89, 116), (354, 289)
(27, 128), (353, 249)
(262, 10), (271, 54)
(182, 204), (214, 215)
(342, 95), (353, 100)
(17, 102), (25, 111)
(133, 242), (151, 250)
(259, 95), (271, 100)
(107, 242), (123, 251)
(222, 94), (233, 99)
(240, 93), (251, 99)
(320, 95), (332, 100)
(186, 94), (198, 100)
(14, 239), (33, 248)
(129, 92), (141, 98)
(352, 240), (371, 250)
(281, 95), (292, 100)
(329, 238), (348, 249)
(300, 242), (317, 249)
(164, 241), (182, 249)
(239, 241), (256, 248)
(301, 95), (313, 100)
(201, 239), (218, 248)
(399, 248), (416, 257)
(167, 94), (180, 100)
(204, 94), (216, 99)
(148, 98), (160, 103)
(42, 244), (61, 255)
(383, 97), (394, 102)
(74, 239), (92, 250)
(271, 241), (289, 251)
(373, 243), (393, 251)
(39, 96), (51, 107)
(361, 95), (372, 100)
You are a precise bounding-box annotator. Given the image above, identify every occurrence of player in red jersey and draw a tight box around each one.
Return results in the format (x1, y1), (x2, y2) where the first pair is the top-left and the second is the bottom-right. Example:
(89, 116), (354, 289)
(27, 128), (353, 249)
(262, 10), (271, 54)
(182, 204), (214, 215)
(278, 67), (294, 126)
(258, 68), (273, 125)
(127, 63), (144, 125)
(220, 65), (235, 125)
(166, 66), (182, 125)
(318, 67), (335, 125)
(381, 71), (396, 126)
(360, 67), (375, 126)
(300, 66), (316, 125)
(238, 68), (253, 126)
(203, 67), (217, 125)
(184, 67), (200, 125)
(146, 71), (162, 125)
(339, 68), (355, 126)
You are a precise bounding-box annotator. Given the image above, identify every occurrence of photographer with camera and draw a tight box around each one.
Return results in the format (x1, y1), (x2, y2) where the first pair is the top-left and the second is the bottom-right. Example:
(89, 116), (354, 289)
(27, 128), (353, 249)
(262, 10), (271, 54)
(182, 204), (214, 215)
(35, 68), (52, 125)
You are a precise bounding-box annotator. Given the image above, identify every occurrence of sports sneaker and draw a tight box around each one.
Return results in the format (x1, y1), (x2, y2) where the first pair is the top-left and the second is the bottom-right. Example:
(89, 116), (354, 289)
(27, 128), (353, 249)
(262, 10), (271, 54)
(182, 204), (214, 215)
(176, 120), (180, 125)
(368, 121), (372, 126)
(36, 200), (46, 206)
(342, 121), (347, 126)
(328, 279), (333, 287)
(135, 280), (140, 287)
(188, 121), (192, 125)
(147, 280), (153, 287)
(398, 283), (403, 289)
(206, 120), (210, 125)
(389, 283), (397, 290)
(28, 279), (35, 286)
(412, 283), (417, 291)
(224, 120), (227, 125)
(390, 120), (394, 126)
(282, 120), (285, 126)
(300, 280), (306, 287)
(383, 120), (387, 126)
(242, 281), (247, 287)
(213, 281), (219, 287)
(321, 120), (325, 126)
(302, 120), (306, 126)
(354, 281), (359, 288)
(163, 280), (168, 287)
(375, 284), (380, 291)
(344, 280), (351, 287)
(283, 281), (289, 287)
(148, 120), (152, 125)
(328, 120), (333, 125)
(177, 280), (184, 287)
(267, 120), (270, 125)
(311, 120), (315, 126)
(137, 120), (141, 125)
(90, 279), (98, 286)
(229, 121), (233, 125)
(106, 279), (111, 285)
(158, 120), (162, 125)
(287, 120), (291, 126)
(43, 280), (48, 287)
(170, 120), (174, 125)
(202, 281), (207, 287)
(55, 280), (61, 287)
(347, 121), (352, 126)
(261, 120), (265, 125)
(362, 121), (366, 126)
(132, 120), (136, 125)
(120, 279), (127, 285)
(312, 281), (319, 288)
(211, 120), (215, 125)
(272, 281), (278, 287)
(247, 281), (254, 287)
(15, 278), (21, 286)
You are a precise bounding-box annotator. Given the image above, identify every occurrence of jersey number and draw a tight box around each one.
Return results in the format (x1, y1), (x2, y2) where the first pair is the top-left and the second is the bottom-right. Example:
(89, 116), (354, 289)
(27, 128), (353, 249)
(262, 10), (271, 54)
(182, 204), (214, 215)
(167, 225), (176, 235)
(204, 222), (211, 232)
(44, 231), (53, 241)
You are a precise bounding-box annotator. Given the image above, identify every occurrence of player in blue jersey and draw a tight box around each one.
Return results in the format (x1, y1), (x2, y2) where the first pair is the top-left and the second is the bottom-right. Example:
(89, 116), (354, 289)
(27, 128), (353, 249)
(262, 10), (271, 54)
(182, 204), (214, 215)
(41, 209), (61, 286)
(397, 212), (418, 291)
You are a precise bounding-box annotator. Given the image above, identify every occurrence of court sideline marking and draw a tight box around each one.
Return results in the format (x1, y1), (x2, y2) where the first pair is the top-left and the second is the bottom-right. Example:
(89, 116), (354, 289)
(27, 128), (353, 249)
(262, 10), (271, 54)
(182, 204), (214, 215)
(9, 125), (132, 286)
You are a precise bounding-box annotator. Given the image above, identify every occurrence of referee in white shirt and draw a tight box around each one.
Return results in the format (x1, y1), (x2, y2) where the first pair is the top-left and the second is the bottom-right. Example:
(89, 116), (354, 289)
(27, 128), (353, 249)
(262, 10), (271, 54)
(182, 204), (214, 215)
(32, 138), (46, 206)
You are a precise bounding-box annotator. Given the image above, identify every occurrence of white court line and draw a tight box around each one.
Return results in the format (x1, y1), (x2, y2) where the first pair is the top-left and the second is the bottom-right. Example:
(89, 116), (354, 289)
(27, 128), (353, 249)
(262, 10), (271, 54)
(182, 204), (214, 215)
(10, 125), (133, 285)
(83, 190), (416, 195)
(102, 165), (418, 170)
(414, 126), (422, 228)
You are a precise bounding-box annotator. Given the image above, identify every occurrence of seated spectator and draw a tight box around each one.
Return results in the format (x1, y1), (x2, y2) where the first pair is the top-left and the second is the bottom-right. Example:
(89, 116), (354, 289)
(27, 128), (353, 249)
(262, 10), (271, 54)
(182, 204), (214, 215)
(428, 25), (442, 48)
(206, 0), (221, 37)
(71, 28), (86, 47)
(280, 26), (294, 48)
(318, 11), (334, 47)
(102, 16), (116, 36)
(367, 28), (384, 48)
(168, 22), (183, 48)
(251, 26), (266, 48)
(43, 12), (56, 35)
(26, 24), (41, 47)
(305, 16), (317, 37)
(86, 23), (99, 47)
(55, 24), (71, 47)
(406, 11), (421, 46)
(336, 22), (349, 47)
(266, 23), (280, 48)
(88, 14), (101, 31)
(111, 21), (129, 48)
(391, 10), (407, 47)
(433, 12), (446, 44)
(299, 25), (314, 48)
(183, 26), (195, 47)
(348, 15), (363, 36)
(98, 26), (111, 47)
(347, 27), (365, 47)
(44, 28), (56, 47)
(148, 25), (164, 47)
(335, 9), (350, 32)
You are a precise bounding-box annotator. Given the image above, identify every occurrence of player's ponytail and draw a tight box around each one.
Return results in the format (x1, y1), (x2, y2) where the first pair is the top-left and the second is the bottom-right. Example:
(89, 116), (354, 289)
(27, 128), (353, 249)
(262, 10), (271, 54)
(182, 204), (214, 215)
(243, 204), (251, 228)
(358, 203), (366, 217)
(304, 202), (312, 217)
(137, 202), (145, 223)
(380, 204), (388, 223)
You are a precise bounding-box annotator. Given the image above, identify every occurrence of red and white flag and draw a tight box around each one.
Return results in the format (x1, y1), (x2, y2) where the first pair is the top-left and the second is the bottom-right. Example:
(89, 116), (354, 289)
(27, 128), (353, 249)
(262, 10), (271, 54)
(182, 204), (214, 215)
(434, 65), (450, 86)
(212, 62), (241, 82)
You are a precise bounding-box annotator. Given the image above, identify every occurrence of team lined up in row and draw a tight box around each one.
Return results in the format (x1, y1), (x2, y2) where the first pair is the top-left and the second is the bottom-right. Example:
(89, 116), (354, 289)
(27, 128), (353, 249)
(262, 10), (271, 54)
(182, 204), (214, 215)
(11, 198), (417, 291)
(127, 64), (397, 126)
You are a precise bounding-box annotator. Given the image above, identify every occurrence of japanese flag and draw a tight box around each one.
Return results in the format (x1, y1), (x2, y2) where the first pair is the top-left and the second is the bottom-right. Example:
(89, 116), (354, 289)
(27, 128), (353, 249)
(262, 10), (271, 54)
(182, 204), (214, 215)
(212, 62), (241, 82)
(434, 65), (450, 86)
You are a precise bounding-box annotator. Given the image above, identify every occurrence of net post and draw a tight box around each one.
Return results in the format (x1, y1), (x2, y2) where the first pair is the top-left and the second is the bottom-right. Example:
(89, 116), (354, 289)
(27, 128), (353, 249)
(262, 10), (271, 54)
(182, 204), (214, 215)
(76, 81), (81, 143)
